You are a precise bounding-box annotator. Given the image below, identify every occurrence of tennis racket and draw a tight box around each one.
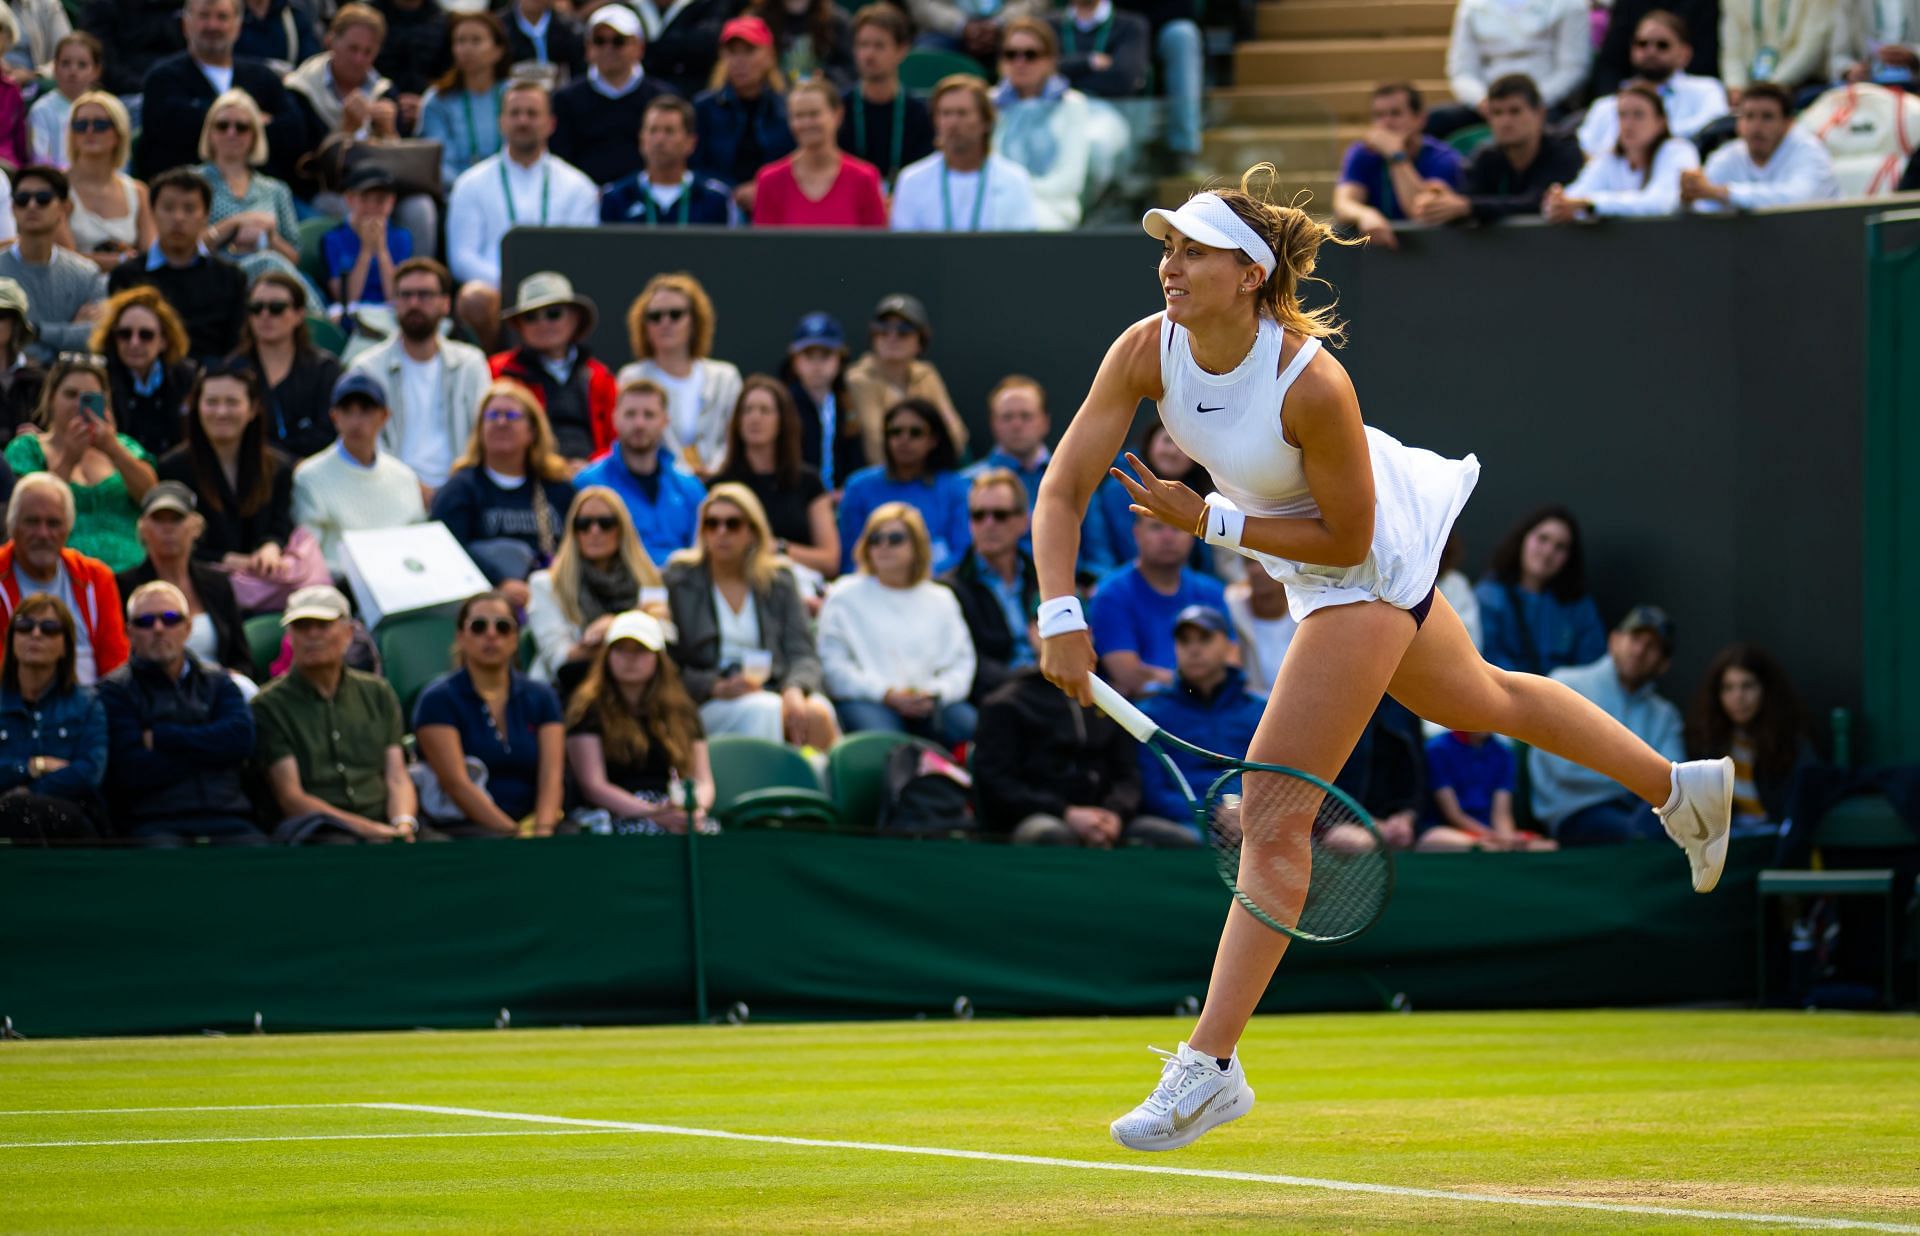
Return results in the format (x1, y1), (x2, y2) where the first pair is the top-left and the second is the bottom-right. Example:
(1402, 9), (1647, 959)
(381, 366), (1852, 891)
(1088, 675), (1393, 943)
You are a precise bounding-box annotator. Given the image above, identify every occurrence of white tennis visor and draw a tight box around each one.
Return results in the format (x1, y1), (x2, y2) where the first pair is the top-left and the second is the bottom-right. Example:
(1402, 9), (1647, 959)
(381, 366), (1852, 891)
(1142, 193), (1277, 281)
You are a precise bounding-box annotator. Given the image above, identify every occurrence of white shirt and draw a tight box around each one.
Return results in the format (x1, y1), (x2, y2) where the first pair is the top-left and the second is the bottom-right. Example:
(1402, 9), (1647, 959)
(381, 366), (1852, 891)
(1446, 0), (1592, 108)
(445, 151), (600, 288)
(291, 443), (429, 572)
(397, 351), (452, 486)
(1695, 127), (1840, 210)
(713, 585), (761, 665)
(27, 91), (71, 169)
(1578, 72), (1730, 155)
(1566, 136), (1700, 216)
(198, 59), (235, 94)
(888, 152), (1038, 232)
(649, 364), (705, 449)
(816, 574), (976, 705)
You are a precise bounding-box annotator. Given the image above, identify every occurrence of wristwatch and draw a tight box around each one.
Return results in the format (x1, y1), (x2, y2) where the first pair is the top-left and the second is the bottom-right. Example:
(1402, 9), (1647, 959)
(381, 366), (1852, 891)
(1388, 150), (1409, 165)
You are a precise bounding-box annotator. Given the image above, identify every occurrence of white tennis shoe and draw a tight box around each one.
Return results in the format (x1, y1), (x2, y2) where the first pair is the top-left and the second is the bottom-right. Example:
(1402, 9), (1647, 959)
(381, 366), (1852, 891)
(1656, 757), (1735, 893)
(1109, 1042), (1254, 1151)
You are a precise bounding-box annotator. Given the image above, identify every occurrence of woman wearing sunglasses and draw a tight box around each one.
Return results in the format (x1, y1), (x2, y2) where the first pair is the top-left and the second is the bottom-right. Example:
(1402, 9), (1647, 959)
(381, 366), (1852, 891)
(842, 292), (966, 466)
(232, 271), (343, 461)
(834, 397), (969, 576)
(413, 591), (565, 837)
(90, 285), (197, 460)
(115, 481), (254, 679)
(616, 273), (742, 474)
(664, 483), (838, 749)
(0, 594), (107, 842)
(563, 609), (714, 835)
(990, 18), (1108, 231)
(429, 379), (577, 610)
(159, 365), (321, 614)
(4, 354), (156, 572)
(59, 91), (153, 274)
(709, 375), (839, 580)
(195, 89), (323, 307)
(526, 485), (668, 687)
(818, 502), (976, 743)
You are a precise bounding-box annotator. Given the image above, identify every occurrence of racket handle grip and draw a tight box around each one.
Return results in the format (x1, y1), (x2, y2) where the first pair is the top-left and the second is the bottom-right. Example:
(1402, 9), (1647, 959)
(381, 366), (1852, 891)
(1088, 675), (1159, 743)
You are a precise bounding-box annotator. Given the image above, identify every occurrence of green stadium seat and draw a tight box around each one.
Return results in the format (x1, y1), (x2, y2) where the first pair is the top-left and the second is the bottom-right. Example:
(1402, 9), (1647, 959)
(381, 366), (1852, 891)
(306, 314), (348, 357)
(899, 49), (985, 94)
(297, 215), (335, 290)
(707, 736), (840, 830)
(374, 609), (457, 722)
(244, 612), (286, 680)
(1446, 123), (1493, 158)
(826, 731), (941, 832)
(1755, 868), (1901, 1007)
(1816, 796), (1917, 850)
(517, 627), (536, 672)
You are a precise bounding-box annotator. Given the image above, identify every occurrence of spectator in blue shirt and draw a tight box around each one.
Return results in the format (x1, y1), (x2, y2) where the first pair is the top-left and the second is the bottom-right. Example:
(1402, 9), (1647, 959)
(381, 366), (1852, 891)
(836, 397), (970, 575)
(1136, 605), (1265, 832)
(940, 468), (1038, 705)
(0, 592), (107, 841)
(322, 164), (413, 313)
(1474, 504), (1607, 676)
(963, 375), (1050, 518)
(1529, 605), (1686, 844)
(1082, 420), (1213, 582)
(1089, 512), (1227, 697)
(1333, 81), (1466, 249)
(413, 591), (565, 836)
(574, 377), (707, 559)
(1422, 729), (1556, 851)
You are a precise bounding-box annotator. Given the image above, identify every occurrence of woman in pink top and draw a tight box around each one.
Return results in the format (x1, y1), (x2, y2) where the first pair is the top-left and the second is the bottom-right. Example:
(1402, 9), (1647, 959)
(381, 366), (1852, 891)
(753, 79), (887, 228)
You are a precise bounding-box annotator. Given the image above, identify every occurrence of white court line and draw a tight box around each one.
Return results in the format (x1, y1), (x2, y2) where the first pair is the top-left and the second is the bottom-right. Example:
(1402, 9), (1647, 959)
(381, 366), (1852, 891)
(0, 1104), (363, 1117)
(370, 1103), (1920, 1235)
(0, 1128), (628, 1150)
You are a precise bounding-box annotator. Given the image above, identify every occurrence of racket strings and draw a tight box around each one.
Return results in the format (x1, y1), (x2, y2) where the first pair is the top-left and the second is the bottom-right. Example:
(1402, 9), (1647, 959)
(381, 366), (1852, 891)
(1208, 769), (1391, 941)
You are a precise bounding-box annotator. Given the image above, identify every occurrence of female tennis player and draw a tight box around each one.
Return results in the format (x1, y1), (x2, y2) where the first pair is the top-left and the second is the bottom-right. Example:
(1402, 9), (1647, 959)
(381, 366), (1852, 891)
(1032, 165), (1734, 1152)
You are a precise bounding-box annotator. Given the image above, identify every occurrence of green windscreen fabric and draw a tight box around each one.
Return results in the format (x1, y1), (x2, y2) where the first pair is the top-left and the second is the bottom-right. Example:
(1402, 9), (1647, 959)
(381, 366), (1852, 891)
(0, 835), (1767, 1038)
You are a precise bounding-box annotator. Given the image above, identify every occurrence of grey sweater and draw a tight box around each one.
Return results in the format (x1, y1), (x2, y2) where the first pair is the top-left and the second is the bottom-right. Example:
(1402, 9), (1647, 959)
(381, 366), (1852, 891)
(0, 246), (109, 362)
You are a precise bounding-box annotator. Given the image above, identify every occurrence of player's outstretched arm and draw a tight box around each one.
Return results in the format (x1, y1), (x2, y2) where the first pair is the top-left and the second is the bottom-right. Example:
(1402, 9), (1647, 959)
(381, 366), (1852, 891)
(1034, 315), (1162, 705)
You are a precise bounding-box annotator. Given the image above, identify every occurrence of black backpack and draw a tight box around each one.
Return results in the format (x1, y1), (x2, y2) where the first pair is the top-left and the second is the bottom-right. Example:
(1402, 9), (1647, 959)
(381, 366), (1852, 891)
(876, 744), (977, 837)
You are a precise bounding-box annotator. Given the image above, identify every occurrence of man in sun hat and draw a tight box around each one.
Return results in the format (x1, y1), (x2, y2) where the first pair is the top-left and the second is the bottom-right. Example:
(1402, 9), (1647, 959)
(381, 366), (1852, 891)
(551, 3), (672, 186)
(487, 269), (617, 470)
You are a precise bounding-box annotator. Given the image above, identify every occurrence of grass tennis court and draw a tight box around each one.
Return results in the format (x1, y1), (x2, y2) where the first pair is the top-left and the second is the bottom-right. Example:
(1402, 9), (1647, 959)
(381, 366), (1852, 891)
(5, 1010), (1917, 1233)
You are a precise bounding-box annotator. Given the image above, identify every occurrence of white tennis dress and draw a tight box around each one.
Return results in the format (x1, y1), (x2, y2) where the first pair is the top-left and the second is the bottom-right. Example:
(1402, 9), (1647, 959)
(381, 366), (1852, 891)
(1156, 314), (1480, 623)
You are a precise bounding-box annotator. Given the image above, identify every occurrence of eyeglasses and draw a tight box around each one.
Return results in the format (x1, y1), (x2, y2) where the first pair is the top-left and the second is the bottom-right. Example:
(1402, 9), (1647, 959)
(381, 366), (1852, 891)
(970, 507), (1019, 523)
(393, 287), (442, 302)
(590, 32), (631, 45)
(573, 514), (620, 533)
(69, 116), (113, 134)
(482, 407), (525, 422)
(115, 326), (158, 343)
(702, 515), (745, 533)
(871, 318), (918, 337)
(247, 300), (293, 317)
(526, 305), (571, 324)
(1634, 37), (1675, 49)
(213, 119), (254, 134)
(1001, 47), (1046, 61)
(465, 616), (515, 636)
(130, 610), (186, 629)
(886, 424), (928, 440)
(11, 616), (62, 636)
(11, 189), (56, 208)
(645, 306), (689, 324)
(869, 530), (911, 548)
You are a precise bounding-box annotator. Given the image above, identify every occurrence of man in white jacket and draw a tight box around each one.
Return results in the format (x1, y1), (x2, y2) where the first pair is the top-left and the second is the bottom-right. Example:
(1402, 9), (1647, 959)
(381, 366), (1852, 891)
(1439, 0), (1591, 133)
(348, 258), (491, 498)
(1681, 82), (1840, 209)
(1579, 10), (1729, 154)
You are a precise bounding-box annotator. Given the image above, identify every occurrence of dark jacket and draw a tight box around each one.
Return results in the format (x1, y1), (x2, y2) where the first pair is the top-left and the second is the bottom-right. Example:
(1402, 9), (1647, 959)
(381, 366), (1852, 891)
(108, 254), (250, 364)
(374, 0), (451, 97)
(98, 652), (257, 829)
(644, 0), (738, 97)
(135, 54), (310, 184)
(692, 84), (795, 188)
(1056, 8), (1153, 97)
(115, 558), (253, 675)
(252, 347), (343, 461)
(0, 683), (106, 800)
(1460, 134), (1587, 222)
(156, 446), (297, 563)
(488, 346), (616, 461)
(107, 359), (197, 461)
(973, 668), (1142, 833)
(497, 1), (587, 82)
(551, 74), (676, 186)
(835, 85), (935, 185)
(939, 547), (1038, 706)
(663, 557), (823, 702)
(236, 0), (324, 67)
(83, 0), (186, 96)
(787, 379), (865, 492)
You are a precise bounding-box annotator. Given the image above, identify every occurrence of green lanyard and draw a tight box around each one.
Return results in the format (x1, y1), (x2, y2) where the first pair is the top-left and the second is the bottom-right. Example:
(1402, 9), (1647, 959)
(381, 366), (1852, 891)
(498, 157), (551, 226)
(459, 83), (504, 170)
(940, 159), (989, 231)
(1750, 0), (1790, 74)
(1061, 15), (1113, 55)
(853, 84), (906, 181)
(642, 176), (693, 225)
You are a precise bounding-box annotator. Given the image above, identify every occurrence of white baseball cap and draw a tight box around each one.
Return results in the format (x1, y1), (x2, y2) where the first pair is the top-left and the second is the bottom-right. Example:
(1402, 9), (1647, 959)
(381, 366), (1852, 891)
(605, 609), (667, 652)
(589, 5), (643, 38)
(1142, 193), (1277, 280)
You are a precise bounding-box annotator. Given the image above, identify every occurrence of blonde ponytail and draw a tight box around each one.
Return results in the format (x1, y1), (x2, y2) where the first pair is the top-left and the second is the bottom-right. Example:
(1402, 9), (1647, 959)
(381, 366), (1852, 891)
(1208, 162), (1361, 346)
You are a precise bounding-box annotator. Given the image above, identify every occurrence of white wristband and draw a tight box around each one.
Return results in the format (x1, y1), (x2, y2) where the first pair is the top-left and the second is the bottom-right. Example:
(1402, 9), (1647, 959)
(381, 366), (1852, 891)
(1037, 596), (1088, 638)
(1201, 504), (1247, 551)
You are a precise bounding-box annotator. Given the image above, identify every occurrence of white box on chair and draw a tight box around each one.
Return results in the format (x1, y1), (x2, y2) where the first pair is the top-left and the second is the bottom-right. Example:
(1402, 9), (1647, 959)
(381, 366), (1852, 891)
(340, 522), (491, 629)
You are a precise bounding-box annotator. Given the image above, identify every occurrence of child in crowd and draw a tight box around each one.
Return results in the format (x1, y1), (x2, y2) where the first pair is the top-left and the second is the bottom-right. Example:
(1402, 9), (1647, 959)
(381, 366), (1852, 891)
(322, 165), (412, 315)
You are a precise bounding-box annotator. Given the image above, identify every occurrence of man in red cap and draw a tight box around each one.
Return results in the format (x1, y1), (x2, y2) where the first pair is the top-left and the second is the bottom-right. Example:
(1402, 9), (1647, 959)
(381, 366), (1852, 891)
(691, 15), (795, 215)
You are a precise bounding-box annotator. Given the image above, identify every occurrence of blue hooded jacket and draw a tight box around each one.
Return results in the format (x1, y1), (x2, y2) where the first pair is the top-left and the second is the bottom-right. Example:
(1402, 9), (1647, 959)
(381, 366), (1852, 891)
(1135, 666), (1267, 826)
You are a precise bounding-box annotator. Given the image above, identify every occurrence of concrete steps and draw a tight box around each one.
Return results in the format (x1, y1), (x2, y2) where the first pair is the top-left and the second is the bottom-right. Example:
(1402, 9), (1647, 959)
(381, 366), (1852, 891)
(1235, 34), (1450, 87)
(1256, 0), (1456, 39)
(1209, 78), (1454, 124)
(1202, 122), (1367, 173)
(1156, 171), (1339, 212)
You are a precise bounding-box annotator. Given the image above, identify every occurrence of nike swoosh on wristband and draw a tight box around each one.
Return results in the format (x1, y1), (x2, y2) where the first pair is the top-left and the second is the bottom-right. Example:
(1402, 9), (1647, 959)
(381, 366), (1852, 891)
(1196, 403), (1225, 414)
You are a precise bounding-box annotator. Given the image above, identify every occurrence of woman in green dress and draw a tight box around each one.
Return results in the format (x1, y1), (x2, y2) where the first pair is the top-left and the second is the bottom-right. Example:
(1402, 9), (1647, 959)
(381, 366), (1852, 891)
(3, 356), (157, 572)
